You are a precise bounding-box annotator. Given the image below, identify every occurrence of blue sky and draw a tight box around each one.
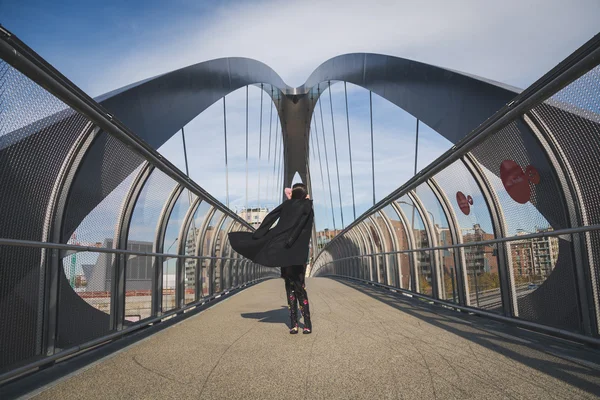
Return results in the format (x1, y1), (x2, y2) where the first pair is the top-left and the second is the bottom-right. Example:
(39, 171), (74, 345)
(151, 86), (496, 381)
(2, 0), (599, 237)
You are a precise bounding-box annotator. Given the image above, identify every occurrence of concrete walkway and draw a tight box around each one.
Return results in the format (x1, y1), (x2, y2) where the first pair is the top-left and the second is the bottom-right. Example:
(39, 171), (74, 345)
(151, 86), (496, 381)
(31, 278), (600, 399)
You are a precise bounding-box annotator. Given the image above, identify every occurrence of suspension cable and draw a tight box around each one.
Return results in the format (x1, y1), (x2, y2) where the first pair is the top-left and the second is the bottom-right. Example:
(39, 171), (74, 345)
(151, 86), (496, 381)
(328, 81), (345, 229)
(344, 82), (357, 220)
(317, 85), (337, 231)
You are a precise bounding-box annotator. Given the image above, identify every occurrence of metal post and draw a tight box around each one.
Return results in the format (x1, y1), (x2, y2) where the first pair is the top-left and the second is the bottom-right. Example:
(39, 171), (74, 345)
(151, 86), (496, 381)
(40, 123), (99, 355)
(152, 185), (184, 316)
(462, 155), (517, 317)
(409, 190), (441, 298)
(176, 196), (202, 307)
(113, 163), (154, 330)
(428, 178), (468, 305)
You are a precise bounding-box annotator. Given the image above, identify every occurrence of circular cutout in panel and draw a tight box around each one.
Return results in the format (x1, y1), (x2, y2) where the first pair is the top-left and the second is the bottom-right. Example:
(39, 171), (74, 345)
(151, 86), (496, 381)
(456, 191), (470, 215)
(500, 160), (531, 204)
(526, 165), (541, 185)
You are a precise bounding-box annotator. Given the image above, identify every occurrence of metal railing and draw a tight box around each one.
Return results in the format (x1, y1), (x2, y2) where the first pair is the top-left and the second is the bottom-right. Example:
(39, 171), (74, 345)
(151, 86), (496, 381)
(312, 31), (600, 345)
(0, 27), (279, 383)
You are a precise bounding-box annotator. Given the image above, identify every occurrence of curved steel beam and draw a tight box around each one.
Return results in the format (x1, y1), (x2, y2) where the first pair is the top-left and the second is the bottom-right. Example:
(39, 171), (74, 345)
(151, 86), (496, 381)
(96, 58), (289, 151)
(96, 53), (518, 196)
(302, 53), (519, 145)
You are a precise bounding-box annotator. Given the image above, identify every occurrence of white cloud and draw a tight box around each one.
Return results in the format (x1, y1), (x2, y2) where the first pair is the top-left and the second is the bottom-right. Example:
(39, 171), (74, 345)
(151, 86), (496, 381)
(39, 0), (598, 232)
(82, 0), (600, 97)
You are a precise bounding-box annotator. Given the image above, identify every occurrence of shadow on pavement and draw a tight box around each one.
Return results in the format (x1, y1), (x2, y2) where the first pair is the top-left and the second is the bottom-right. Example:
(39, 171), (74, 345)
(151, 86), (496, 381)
(241, 306), (290, 325)
(331, 277), (600, 397)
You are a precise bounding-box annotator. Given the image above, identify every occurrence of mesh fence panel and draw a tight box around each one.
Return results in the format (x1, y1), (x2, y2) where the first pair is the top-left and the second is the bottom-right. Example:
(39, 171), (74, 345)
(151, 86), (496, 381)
(380, 205), (410, 288)
(61, 132), (145, 243)
(396, 195), (432, 295)
(433, 160), (503, 313)
(124, 253), (154, 323)
(57, 142), (143, 347)
(57, 251), (114, 348)
(125, 169), (177, 318)
(470, 119), (580, 330)
(1, 61), (90, 371)
(0, 246), (43, 372)
(437, 248), (459, 302)
(531, 65), (600, 327)
(201, 210), (223, 296)
(183, 201), (211, 303)
(162, 189), (194, 311)
(128, 169), (178, 247)
(162, 256), (177, 311)
(463, 244), (502, 312)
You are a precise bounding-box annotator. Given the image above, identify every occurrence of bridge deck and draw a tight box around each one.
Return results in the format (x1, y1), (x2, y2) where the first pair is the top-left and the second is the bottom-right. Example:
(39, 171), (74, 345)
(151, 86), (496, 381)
(31, 278), (600, 399)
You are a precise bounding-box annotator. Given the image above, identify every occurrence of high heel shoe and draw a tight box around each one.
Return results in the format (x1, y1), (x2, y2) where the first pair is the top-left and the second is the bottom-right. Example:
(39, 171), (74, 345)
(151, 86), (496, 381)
(302, 317), (312, 334)
(290, 325), (299, 334)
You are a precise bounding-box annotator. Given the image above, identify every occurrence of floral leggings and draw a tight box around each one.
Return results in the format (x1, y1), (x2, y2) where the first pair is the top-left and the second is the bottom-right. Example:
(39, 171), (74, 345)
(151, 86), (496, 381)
(281, 265), (311, 330)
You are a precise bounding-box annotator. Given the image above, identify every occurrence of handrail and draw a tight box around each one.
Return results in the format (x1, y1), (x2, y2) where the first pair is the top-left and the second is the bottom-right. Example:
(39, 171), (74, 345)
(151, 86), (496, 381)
(0, 237), (249, 261)
(0, 277), (275, 385)
(313, 223), (600, 263)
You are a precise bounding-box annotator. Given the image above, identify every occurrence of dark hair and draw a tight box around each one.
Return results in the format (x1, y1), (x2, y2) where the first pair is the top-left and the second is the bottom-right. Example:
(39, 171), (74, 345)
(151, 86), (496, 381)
(291, 183), (308, 199)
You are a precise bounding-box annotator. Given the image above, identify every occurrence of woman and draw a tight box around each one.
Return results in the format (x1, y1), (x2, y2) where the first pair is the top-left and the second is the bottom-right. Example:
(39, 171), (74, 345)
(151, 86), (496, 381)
(228, 183), (314, 334)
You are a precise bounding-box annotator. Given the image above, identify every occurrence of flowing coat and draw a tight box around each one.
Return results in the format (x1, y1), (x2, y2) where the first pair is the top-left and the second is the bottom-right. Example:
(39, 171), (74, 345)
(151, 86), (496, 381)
(228, 199), (314, 268)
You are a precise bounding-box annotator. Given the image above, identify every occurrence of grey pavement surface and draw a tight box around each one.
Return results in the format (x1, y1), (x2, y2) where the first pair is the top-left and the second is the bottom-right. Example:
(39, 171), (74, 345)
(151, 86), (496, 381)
(30, 277), (600, 399)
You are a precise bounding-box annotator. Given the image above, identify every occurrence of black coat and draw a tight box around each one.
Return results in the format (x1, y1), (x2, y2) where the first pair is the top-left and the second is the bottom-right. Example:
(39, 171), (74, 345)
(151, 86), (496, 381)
(228, 199), (314, 268)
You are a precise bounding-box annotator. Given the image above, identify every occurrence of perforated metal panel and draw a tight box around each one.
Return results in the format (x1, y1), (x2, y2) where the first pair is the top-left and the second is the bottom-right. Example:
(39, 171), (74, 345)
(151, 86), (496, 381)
(57, 137), (144, 347)
(470, 119), (580, 330)
(415, 183), (457, 302)
(531, 65), (600, 329)
(0, 246), (43, 372)
(125, 169), (177, 317)
(162, 189), (195, 311)
(124, 254), (154, 323)
(0, 61), (90, 371)
(56, 251), (114, 348)
(183, 201), (210, 303)
(61, 132), (145, 243)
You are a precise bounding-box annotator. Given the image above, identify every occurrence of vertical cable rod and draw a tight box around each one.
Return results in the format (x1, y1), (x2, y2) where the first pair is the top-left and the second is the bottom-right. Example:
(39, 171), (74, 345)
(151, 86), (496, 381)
(328, 81), (345, 229)
(318, 86), (337, 231)
(223, 97), (230, 208)
(370, 91), (375, 206)
(257, 84), (263, 208)
(245, 85), (249, 214)
(181, 126), (196, 242)
(266, 87), (274, 208)
(275, 124), (283, 203)
(414, 119), (420, 176)
(272, 99), (280, 205)
(311, 111), (327, 201)
(344, 82), (357, 220)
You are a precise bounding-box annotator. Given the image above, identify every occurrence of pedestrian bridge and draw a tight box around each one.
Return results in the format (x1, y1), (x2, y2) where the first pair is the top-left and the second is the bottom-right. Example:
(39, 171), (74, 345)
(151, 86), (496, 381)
(2, 27), (600, 398)
(9, 278), (600, 399)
